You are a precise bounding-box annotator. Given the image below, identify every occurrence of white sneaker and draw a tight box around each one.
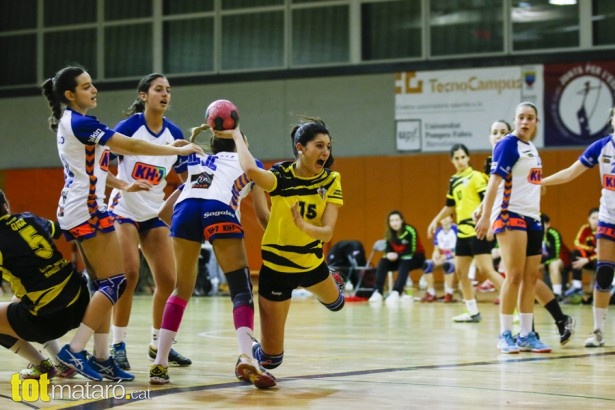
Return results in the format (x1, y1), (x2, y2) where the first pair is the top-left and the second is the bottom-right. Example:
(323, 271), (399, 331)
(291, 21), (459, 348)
(585, 329), (605, 347)
(385, 290), (400, 305)
(452, 312), (481, 323)
(418, 276), (428, 290)
(369, 290), (383, 303)
(401, 294), (413, 303)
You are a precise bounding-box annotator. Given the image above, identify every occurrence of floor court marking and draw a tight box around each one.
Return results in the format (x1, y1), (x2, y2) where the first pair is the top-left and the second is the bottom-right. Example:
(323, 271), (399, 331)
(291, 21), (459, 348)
(51, 349), (615, 410)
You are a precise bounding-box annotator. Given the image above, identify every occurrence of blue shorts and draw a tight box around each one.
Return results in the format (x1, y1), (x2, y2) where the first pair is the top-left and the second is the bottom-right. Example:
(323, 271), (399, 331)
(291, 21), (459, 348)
(112, 215), (167, 233)
(597, 221), (615, 242)
(170, 198), (244, 243)
(492, 211), (543, 256)
(63, 210), (115, 241)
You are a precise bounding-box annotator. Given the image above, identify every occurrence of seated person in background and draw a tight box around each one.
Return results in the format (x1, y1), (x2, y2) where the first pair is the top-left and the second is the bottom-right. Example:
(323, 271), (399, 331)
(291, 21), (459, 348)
(565, 208), (598, 299)
(421, 216), (457, 303)
(541, 213), (571, 299)
(369, 210), (425, 304)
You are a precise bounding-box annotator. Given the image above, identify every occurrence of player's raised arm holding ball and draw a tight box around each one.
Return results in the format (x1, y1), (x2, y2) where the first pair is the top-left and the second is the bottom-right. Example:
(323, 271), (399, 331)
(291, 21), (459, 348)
(217, 118), (345, 380)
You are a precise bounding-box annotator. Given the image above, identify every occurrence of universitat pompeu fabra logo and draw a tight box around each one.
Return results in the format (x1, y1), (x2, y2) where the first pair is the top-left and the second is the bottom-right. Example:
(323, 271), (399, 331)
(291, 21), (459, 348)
(550, 63), (615, 143)
(10, 373), (151, 403)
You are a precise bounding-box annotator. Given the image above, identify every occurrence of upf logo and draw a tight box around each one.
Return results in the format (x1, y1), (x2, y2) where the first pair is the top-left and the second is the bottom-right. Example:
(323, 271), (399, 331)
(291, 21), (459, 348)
(11, 373), (51, 402)
(132, 162), (166, 185)
(528, 168), (542, 184)
(603, 174), (615, 191)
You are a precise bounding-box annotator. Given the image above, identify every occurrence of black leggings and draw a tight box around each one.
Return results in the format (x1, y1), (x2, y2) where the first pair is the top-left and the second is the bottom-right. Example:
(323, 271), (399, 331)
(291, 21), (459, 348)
(374, 253), (425, 294)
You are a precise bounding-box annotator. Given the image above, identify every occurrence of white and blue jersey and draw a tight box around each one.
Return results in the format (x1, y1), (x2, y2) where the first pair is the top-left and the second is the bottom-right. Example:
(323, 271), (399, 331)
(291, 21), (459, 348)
(170, 152), (263, 243)
(56, 108), (114, 230)
(579, 135), (615, 224)
(489, 135), (542, 223)
(434, 224), (457, 258)
(108, 113), (187, 221)
(175, 152), (263, 210)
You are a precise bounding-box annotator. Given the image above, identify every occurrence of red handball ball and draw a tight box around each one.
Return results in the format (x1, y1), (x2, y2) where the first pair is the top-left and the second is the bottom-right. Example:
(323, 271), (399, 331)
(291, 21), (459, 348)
(205, 99), (240, 131)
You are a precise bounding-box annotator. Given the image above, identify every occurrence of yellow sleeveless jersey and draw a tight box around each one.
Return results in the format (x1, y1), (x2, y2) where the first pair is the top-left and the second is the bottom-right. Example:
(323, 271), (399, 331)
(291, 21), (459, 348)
(445, 167), (486, 239)
(262, 162), (343, 273)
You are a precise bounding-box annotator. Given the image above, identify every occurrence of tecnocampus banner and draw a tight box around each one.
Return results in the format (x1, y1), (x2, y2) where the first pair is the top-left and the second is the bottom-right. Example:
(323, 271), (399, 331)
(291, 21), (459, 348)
(395, 65), (544, 152)
(543, 61), (615, 147)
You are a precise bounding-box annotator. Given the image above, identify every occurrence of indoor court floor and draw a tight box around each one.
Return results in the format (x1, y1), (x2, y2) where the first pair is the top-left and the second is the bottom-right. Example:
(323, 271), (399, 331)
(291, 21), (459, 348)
(0, 291), (613, 409)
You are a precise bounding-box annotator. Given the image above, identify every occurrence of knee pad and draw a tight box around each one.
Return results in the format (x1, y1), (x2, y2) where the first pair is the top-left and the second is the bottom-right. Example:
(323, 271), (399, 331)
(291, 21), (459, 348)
(321, 294), (344, 312)
(97, 273), (127, 304)
(253, 344), (284, 370)
(595, 262), (615, 292)
(226, 268), (254, 309)
(443, 260), (455, 274)
(423, 260), (435, 273)
(0, 334), (18, 349)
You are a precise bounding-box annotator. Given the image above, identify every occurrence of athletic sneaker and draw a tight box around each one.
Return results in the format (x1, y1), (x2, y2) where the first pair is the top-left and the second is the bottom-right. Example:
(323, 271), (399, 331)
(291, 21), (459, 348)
(385, 290), (400, 305)
(516, 332), (552, 353)
(368, 290), (383, 303)
(110, 341), (131, 370)
(149, 364), (170, 385)
(585, 329), (605, 347)
(563, 286), (583, 297)
(148, 345), (192, 367)
(20, 358), (57, 380)
(55, 362), (77, 378)
(497, 330), (520, 354)
(556, 315), (576, 345)
(476, 279), (496, 293)
(56, 344), (102, 381)
(234, 354), (277, 389)
(88, 357), (135, 381)
(452, 312), (481, 323)
(420, 293), (437, 303)
(443, 293), (455, 303)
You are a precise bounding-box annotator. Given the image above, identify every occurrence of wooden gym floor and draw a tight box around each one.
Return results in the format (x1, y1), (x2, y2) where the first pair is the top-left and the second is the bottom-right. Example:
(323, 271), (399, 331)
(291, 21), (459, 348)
(0, 291), (613, 409)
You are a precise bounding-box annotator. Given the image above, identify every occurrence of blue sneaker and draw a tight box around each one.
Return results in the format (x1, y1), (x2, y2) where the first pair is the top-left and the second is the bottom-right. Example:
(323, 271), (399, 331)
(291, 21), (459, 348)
(516, 331), (552, 353)
(564, 287), (583, 297)
(497, 330), (520, 354)
(56, 344), (102, 381)
(110, 342), (131, 370)
(88, 357), (135, 381)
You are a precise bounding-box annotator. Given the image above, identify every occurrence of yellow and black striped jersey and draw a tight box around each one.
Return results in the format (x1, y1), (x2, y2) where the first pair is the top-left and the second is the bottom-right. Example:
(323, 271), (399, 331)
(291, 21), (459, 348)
(0, 212), (82, 316)
(445, 167), (486, 239)
(262, 162), (343, 273)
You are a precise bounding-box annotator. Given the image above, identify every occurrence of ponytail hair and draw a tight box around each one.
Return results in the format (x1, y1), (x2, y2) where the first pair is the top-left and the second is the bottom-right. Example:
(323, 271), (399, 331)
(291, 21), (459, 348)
(290, 116), (334, 168)
(124, 73), (166, 116)
(41, 66), (86, 132)
(189, 123), (244, 154)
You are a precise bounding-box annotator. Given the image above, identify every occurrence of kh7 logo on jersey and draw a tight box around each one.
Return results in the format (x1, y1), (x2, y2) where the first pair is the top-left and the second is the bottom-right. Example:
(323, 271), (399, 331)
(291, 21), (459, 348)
(131, 162), (166, 185)
(528, 168), (542, 184)
(603, 174), (615, 191)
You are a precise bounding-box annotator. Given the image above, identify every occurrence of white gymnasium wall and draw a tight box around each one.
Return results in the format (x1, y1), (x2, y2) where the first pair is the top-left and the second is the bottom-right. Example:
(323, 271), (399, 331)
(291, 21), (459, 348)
(0, 73), (396, 170)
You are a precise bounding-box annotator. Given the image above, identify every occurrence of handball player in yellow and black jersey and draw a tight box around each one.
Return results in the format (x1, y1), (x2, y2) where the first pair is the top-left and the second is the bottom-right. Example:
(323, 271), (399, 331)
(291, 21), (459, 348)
(221, 118), (344, 375)
(0, 190), (89, 378)
(428, 143), (504, 323)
